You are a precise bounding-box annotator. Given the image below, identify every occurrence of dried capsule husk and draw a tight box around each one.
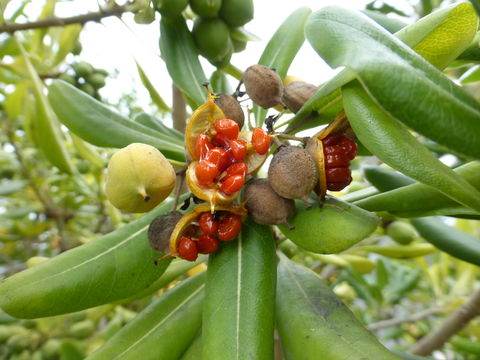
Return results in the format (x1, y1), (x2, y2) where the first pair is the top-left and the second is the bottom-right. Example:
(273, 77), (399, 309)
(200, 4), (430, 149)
(282, 81), (318, 113)
(268, 145), (318, 201)
(148, 211), (183, 252)
(214, 93), (245, 130)
(243, 64), (283, 108)
(305, 137), (327, 198)
(244, 178), (295, 227)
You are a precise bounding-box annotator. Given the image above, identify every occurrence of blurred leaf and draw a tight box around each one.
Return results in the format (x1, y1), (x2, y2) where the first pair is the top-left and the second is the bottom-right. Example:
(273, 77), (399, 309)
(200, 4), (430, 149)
(0, 180), (27, 195)
(0, 200), (179, 318)
(362, 10), (407, 33)
(202, 220), (276, 359)
(460, 64), (480, 83)
(88, 273), (205, 360)
(276, 255), (400, 359)
(160, 16), (207, 109)
(48, 80), (185, 162)
(135, 60), (170, 113)
(133, 112), (183, 143)
(52, 24), (82, 66)
(306, 5), (480, 159)
(363, 166), (415, 192)
(254, 7), (311, 126)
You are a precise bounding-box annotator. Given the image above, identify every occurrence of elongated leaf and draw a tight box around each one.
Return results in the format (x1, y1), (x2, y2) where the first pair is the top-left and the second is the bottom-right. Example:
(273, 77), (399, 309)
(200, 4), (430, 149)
(210, 69), (232, 94)
(362, 10), (407, 33)
(135, 61), (170, 113)
(88, 273), (205, 360)
(254, 7), (311, 126)
(306, 5), (480, 158)
(0, 200), (179, 318)
(202, 220), (276, 359)
(180, 335), (202, 360)
(48, 80), (185, 162)
(18, 39), (74, 174)
(354, 161), (480, 214)
(363, 166), (415, 192)
(411, 217), (480, 266)
(133, 112), (184, 142)
(160, 16), (207, 109)
(53, 24), (82, 66)
(276, 255), (399, 360)
(344, 81), (480, 213)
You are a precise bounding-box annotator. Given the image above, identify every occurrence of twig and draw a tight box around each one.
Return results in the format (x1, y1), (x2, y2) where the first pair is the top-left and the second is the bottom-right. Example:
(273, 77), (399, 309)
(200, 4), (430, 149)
(172, 84), (187, 133)
(367, 308), (442, 331)
(411, 288), (480, 356)
(0, 3), (128, 33)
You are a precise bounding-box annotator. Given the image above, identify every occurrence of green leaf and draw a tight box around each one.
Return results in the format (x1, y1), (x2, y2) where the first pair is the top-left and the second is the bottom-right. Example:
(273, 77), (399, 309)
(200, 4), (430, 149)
(254, 7), (312, 126)
(460, 64), (480, 83)
(343, 81), (480, 214)
(133, 112), (184, 143)
(354, 161), (480, 215)
(363, 166), (415, 192)
(18, 39), (74, 174)
(210, 69), (232, 94)
(160, 16), (207, 109)
(52, 24), (82, 67)
(276, 255), (400, 360)
(362, 10), (407, 33)
(0, 200), (179, 318)
(411, 217), (480, 266)
(306, 5), (480, 159)
(0, 180), (27, 196)
(202, 220), (276, 360)
(88, 273), (205, 360)
(48, 80), (185, 162)
(135, 61), (171, 113)
(180, 335), (202, 360)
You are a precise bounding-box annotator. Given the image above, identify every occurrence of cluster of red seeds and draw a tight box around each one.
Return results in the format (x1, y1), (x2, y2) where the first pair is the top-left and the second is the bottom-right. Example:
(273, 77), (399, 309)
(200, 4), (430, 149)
(194, 119), (270, 195)
(177, 211), (243, 261)
(322, 134), (358, 191)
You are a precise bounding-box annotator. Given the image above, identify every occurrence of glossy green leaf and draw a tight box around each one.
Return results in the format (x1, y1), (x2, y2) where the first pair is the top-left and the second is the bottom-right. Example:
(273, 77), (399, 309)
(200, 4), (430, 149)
(18, 39), (74, 174)
(52, 24), (82, 67)
(210, 69), (232, 94)
(0, 200), (179, 318)
(88, 273), (205, 360)
(363, 166), (415, 192)
(48, 80), (185, 162)
(180, 335), (202, 360)
(343, 81), (480, 214)
(411, 217), (480, 266)
(354, 161), (480, 215)
(133, 112), (184, 143)
(202, 220), (276, 360)
(460, 64), (480, 83)
(306, 5), (480, 159)
(276, 255), (400, 360)
(254, 7), (311, 126)
(135, 61), (171, 113)
(160, 16), (207, 109)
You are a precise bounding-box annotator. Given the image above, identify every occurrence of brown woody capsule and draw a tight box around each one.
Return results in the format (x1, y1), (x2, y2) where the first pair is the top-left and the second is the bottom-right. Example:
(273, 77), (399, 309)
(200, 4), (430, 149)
(244, 178), (295, 228)
(242, 64), (283, 108)
(268, 145), (318, 202)
(282, 81), (318, 113)
(148, 211), (183, 252)
(215, 93), (245, 129)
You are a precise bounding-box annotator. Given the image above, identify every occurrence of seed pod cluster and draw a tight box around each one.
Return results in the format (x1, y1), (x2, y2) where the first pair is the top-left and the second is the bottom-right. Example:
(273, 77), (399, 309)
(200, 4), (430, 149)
(243, 64), (283, 108)
(282, 81), (318, 113)
(214, 93), (245, 130)
(60, 61), (109, 100)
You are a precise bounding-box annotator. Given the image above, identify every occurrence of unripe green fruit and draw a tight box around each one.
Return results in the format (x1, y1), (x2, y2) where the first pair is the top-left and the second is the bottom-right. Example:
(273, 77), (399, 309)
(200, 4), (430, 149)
(69, 320), (95, 339)
(26, 256), (48, 268)
(7, 333), (30, 352)
(105, 143), (176, 213)
(0, 325), (10, 343)
(72, 40), (82, 55)
(134, 6), (156, 24)
(59, 73), (76, 85)
(78, 83), (95, 97)
(93, 68), (109, 77)
(42, 338), (61, 359)
(387, 221), (416, 245)
(87, 73), (106, 89)
(72, 61), (93, 78)
(192, 17), (232, 63)
(219, 0), (253, 27)
(232, 36), (247, 53)
(154, 0), (188, 18)
(190, 0), (221, 18)
(279, 197), (380, 254)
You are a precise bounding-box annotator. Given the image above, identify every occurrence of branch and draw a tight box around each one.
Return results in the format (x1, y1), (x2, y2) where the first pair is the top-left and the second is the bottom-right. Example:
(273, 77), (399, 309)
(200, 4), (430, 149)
(367, 308), (442, 331)
(411, 287), (480, 356)
(0, 4), (129, 33)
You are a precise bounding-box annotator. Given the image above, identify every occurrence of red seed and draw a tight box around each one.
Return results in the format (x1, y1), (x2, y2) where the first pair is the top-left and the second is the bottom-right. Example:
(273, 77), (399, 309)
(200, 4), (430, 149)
(225, 162), (248, 177)
(196, 234), (219, 254)
(220, 174), (245, 195)
(205, 147), (232, 172)
(215, 119), (239, 140)
(217, 214), (242, 241)
(212, 133), (230, 147)
(195, 134), (212, 159)
(322, 134), (343, 147)
(252, 127), (271, 155)
(324, 151), (350, 168)
(327, 181), (351, 191)
(177, 236), (198, 261)
(230, 139), (247, 161)
(325, 167), (351, 183)
(195, 160), (218, 186)
(198, 212), (219, 235)
(339, 136), (358, 160)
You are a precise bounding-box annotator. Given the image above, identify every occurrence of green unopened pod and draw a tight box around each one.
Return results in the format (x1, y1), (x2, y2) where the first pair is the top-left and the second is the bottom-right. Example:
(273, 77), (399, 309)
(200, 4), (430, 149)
(190, 0), (221, 18)
(153, 0), (188, 18)
(279, 196), (380, 254)
(276, 255), (400, 360)
(219, 0), (253, 27)
(192, 17), (232, 63)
